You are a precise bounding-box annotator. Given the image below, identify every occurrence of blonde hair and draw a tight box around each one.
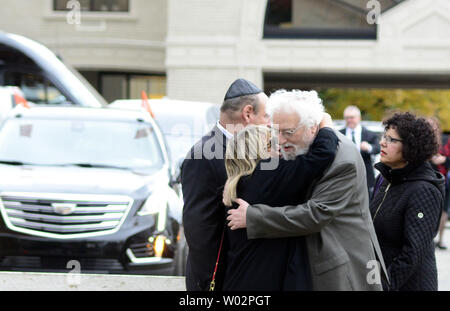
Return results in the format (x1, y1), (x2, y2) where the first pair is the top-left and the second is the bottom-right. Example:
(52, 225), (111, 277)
(223, 125), (273, 207)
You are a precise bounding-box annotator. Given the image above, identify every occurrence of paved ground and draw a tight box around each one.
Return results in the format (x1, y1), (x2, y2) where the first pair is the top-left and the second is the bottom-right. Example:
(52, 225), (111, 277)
(436, 225), (450, 291)
(0, 226), (449, 291)
(0, 272), (186, 291)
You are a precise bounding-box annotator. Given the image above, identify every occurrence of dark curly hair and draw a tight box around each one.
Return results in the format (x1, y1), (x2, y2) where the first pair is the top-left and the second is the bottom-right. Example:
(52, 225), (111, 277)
(383, 112), (439, 165)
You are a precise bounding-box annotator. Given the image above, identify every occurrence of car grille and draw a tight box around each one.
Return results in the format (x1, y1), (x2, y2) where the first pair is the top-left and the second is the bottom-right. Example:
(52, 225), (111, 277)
(0, 192), (133, 239)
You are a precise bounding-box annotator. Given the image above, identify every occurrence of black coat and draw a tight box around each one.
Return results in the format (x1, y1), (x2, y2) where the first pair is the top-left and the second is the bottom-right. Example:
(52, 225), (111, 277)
(370, 161), (445, 291)
(223, 128), (339, 291)
(181, 125), (229, 291)
(340, 127), (380, 189)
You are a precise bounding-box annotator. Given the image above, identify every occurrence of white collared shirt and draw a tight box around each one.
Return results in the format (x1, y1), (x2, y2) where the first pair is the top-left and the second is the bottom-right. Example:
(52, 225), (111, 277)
(216, 121), (233, 140)
(345, 124), (362, 151)
(345, 124), (373, 153)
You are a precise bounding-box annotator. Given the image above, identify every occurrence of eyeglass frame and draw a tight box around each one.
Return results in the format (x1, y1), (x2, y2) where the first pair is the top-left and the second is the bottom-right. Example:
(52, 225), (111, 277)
(274, 123), (303, 138)
(381, 134), (403, 144)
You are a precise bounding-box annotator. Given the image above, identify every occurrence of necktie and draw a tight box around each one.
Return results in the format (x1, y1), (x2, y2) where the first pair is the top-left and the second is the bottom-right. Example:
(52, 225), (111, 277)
(351, 130), (356, 144)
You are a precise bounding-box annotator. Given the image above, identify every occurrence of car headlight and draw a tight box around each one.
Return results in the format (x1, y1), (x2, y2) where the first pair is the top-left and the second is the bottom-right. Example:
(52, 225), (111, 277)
(138, 190), (168, 232)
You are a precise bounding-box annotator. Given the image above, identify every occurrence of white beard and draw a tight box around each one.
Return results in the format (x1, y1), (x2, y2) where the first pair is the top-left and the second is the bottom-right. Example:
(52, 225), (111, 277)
(280, 131), (316, 160)
(280, 143), (308, 160)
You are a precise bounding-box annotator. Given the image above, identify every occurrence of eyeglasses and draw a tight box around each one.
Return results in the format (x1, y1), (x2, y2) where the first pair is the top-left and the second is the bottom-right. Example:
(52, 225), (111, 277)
(276, 124), (303, 138)
(381, 134), (403, 144)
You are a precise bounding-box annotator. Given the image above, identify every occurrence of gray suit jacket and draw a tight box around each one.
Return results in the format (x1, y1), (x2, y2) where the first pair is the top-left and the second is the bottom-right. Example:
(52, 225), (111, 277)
(246, 131), (388, 291)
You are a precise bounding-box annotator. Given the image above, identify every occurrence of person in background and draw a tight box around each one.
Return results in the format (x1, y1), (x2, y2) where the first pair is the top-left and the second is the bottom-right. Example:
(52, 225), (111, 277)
(340, 105), (380, 196)
(428, 117), (450, 250)
(371, 112), (445, 291)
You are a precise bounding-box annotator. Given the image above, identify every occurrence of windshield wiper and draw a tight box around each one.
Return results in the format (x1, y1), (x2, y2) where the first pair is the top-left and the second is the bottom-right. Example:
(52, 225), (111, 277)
(57, 163), (132, 170)
(0, 161), (151, 172)
(0, 160), (35, 166)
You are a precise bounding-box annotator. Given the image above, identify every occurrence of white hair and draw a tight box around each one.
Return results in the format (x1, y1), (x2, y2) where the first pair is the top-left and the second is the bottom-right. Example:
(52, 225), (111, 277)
(267, 89), (324, 128)
(343, 105), (361, 117)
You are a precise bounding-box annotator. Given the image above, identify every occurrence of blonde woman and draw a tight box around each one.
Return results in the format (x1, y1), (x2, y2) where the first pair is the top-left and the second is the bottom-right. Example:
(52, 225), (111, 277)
(222, 117), (338, 291)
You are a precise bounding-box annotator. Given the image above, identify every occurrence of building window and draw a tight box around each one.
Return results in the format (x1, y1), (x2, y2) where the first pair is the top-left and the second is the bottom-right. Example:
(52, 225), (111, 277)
(4, 71), (70, 105)
(101, 74), (127, 103)
(264, 0), (404, 39)
(54, 0), (129, 12)
(96, 73), (166, 103)
(129, 75), (166, 100)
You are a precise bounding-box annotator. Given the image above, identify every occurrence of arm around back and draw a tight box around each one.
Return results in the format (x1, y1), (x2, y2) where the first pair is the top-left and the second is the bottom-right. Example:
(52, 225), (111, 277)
(247, 160), (357, 239)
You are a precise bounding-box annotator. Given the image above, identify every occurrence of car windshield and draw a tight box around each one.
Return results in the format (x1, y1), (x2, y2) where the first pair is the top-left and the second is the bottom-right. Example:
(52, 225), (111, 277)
(0, 118), (164, 170)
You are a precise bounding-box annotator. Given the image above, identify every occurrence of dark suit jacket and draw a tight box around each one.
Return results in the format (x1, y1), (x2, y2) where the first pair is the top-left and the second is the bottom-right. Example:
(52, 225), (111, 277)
(340, 126), (380, 188)
(181, 125), (228, 291)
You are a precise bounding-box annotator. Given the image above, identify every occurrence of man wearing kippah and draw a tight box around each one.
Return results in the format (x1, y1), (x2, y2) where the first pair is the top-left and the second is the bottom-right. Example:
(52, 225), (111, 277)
(181, 78), (270, 291)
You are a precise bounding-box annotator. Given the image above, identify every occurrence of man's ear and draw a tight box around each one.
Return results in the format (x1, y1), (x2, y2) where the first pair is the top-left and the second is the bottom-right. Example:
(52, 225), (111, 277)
(241, 104), (254, 123)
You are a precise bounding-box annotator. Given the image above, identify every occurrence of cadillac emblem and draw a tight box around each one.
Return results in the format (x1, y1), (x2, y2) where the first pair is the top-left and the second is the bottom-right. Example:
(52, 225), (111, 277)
(52, 203), (77, 215)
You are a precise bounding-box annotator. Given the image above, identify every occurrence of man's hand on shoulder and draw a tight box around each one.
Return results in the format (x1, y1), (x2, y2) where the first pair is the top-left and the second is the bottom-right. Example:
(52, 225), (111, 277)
(227, 198), (249, 230)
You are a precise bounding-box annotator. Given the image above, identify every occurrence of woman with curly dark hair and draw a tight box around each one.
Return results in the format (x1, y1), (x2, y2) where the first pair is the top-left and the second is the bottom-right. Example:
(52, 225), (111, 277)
(370, 112), (445, 291)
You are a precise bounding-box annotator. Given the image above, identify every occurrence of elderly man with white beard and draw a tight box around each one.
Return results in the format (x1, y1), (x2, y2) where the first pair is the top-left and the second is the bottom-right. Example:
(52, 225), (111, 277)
(226, 89), (389, 291)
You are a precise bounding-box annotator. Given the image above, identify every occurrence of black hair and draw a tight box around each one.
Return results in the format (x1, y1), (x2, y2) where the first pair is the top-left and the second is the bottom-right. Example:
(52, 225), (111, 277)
(383, 112), (439, 165)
